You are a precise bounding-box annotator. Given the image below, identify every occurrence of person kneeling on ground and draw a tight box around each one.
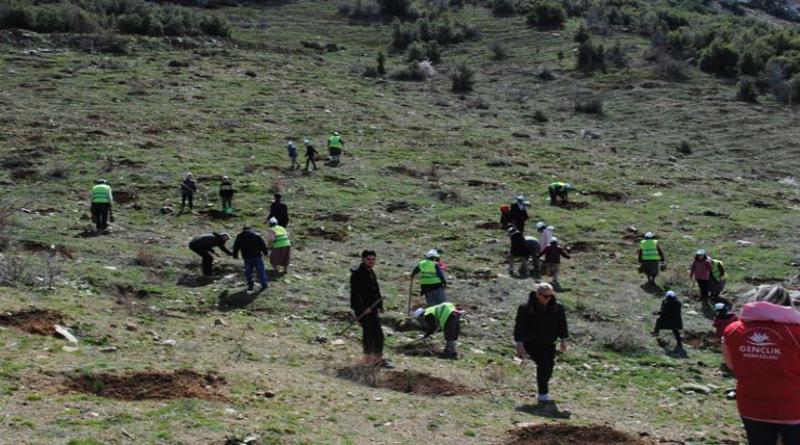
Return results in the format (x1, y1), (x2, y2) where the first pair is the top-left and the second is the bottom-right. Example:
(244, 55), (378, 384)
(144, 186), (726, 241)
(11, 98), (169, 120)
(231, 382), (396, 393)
(413, 302), (463, 359)
(514, 283), (569, 404)
(653, 290), (684, 354)
(189, 232), (232, 276)
(232, 225), (269, 293)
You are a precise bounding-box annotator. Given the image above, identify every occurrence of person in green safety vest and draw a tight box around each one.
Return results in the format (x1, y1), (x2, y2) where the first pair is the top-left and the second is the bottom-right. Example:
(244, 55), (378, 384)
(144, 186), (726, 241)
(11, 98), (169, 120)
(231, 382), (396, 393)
(638, 232), (666, 286)
(89, 178), (113, 232)
(548, 182), (573, 206)
(219, 176), (236, 214)
(327, 131), (344, 166)
(413, 302), (463, 359)
(709, 256), (727, 301)
(410, 249), (448, 306)
(266, 217), (291, 274)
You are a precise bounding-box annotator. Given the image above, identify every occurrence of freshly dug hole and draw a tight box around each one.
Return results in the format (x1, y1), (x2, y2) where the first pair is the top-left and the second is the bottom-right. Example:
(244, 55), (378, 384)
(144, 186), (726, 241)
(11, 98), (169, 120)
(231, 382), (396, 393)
(65, 369), (227, 401)
(682, 331), (719, 350)
(554, 201), (589, 210)
(0, 309), (64, 336)
(337, 365), (474, 396)
(508, 423), (653, 445)
(18, 240), (75, 259)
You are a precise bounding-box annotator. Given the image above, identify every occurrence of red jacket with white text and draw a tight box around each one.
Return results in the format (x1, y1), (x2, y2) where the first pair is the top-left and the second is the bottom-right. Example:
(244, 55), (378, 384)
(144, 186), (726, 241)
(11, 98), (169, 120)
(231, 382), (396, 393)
(723, 302), (800, 424)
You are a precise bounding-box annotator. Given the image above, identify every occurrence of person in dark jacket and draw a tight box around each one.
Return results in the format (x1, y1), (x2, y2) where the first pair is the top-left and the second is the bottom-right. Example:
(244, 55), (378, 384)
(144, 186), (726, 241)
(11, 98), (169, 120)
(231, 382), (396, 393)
(514, 283), (569, 403)
(267, 194), (289, 228)
(653, 290), (684, 353)
(287, 140), (300, 170)
(508, 227), (540, 277)
(180, 172), (197, 213)
(539, 238), (571, 289)
(350, 250), (392, 368)
(413, 302), (463, 359)
(219, 176), (236, 214)
(189, 232), (232, 276)
(232, 226), (269, 292)
(508, 195), (529, 234)
(304, 139), (318, 171)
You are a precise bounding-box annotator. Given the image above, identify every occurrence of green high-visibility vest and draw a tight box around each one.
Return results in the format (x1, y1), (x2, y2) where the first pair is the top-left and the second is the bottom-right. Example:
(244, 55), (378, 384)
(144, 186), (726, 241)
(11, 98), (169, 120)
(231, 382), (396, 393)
(424, 302), (455, 331)
(549, 182), (566, 192)
(328, 135), (342, 148)
(418, 259), (442, 286)
(640, 239), (660, 261)
(711, 259), (725, 280)
(91, 184), (112, 203)
(272, 225), (291, 248)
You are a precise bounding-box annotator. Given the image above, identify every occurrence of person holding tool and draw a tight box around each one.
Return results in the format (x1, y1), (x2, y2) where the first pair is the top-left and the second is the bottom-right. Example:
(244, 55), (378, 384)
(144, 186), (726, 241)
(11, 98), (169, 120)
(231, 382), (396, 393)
(350, 249), (393, 368)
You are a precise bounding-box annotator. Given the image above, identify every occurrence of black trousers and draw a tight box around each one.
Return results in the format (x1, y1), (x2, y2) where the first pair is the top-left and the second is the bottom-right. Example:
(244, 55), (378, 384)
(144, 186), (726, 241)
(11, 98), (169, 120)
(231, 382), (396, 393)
(697, 279), (710, 299)
(743, 418), (800, 445)
(181, 191), (193, 209)
(524, 342), (556, 395)
(91, 203), (110, 230)
(305, 157), (317, 170)
(655, 328), (683, 348)
(443, 313), (460, 341)
(191, 246), (214, 276)
(359, 313), (384, 356)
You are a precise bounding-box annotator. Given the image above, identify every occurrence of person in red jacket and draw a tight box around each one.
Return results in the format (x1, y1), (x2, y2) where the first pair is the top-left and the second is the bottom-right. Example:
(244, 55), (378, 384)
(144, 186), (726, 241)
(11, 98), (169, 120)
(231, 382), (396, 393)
(713, 303), (738, 339)
(722, 285), (800, 444)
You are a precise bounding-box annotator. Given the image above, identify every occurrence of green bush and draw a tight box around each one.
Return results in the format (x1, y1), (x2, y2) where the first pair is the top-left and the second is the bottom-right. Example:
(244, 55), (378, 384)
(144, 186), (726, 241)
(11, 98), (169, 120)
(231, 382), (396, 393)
(390, 62), (425, 81)
(491, 0), (515, 16)
(390, 18), (414, 50)
(378, 0), (416, 17)
(736, 76), (759, 103)
(739, 51), (761, 76)
(525, 0), (565, 30)
(576, 40), (606, 72)
(574, 94), (604, 114)
(489, 40), (508, 60)
(573, 24), (590, 43)
(699, 40), (739, 77)
(450, 62), (475, 93)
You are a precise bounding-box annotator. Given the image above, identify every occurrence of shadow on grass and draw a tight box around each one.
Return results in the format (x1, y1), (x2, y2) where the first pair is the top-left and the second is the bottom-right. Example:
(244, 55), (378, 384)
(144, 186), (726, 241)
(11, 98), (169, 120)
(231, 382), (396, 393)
(515, 402), (572, 419)
(217, 288), (263, 310)
(640, 281), (664, 295)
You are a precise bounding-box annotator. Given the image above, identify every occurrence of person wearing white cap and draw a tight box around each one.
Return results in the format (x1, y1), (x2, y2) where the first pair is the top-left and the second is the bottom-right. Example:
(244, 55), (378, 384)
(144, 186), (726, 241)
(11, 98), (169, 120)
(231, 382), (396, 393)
(410, 249), (447, 306)
(413, 302), (463, 359)
(538, 237), (571, 290)
(689, 249), (713, 300)
(286, 140), (299, 170)
(303, 139), (319, 171)
(509, 195), (529, 233)
(712, 302), (737, 339)
(548, 182), (574, 205)
(219, 175), (236, 214)
(653, 290), (684, 353)
(638, 232), (666, 286)
(709, 255), (727, 301)
(327, 131), (344, 165)
(536, 221), (555, 248)
(179, 172), (197, 213)
(266, 217), (291, 274)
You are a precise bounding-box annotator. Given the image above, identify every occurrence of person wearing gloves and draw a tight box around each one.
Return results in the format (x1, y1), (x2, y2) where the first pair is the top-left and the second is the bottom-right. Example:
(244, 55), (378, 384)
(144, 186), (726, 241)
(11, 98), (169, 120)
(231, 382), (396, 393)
(539, 238), (571, 290)
(653, 290), (684, 354)
(690, 249), (713, 300)
(508, 195), (530, 233)
(713, 302), (738, 339)
(266, 217), (291, 274)
(413, 302), (463, 359)
(536, 221), (555, 247)
(722, 285), (800, 444)
(514, 283), (569, 404)
(410, 249), (448, 306)
(638, 231), (666, 285)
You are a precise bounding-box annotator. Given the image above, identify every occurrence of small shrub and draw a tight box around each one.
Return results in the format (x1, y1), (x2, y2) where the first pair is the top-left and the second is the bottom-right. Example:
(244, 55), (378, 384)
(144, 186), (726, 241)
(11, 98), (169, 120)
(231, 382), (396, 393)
(533, 110), (548, 122)
(378, 0), (416, 17)
(525, 0), (566, 30)
(536, 66), (555, 80)
(576, 41), (606, 73)
(678, 140), (692, 155)
(655, 54), (688, 81)
(738, 51), (761, 76)
(363, 66), (379, 77)
(134, 247), (159, 268)
(573, 24), (590, 43)
(736, 76), (759, 103)
(390, 18), (414, 51)
(489, 40), (508, 60)
(491, 0), (515, 16)
(390, 62), (425, 81)
(450, 62), (475, 93)
(698, 40), (739, 77)
(607, 41), (627, 68)
(574, 94), (604, 114)
(377, 51), (386, 75)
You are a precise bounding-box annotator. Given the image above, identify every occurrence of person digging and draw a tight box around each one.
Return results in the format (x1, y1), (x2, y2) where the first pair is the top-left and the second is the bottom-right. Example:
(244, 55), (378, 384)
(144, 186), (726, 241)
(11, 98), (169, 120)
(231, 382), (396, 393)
(548, 182), (574, 206)
(638, 231), (666, 286)
(652, 290), (685, 355)
(350, 249), (393, 369)
(89, 178), (113, 233)
(189, 232), (232, 277)
(412, 302), (463, 359)
(410, 249), (447, 307)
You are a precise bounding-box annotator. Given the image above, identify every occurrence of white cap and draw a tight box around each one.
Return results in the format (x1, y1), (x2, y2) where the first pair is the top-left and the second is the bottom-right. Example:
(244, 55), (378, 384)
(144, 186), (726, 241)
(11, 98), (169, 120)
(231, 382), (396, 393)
(412, 308), (425, 318)
(515, 195), (525, 202)
(507, 226), (518, 234)
(222, 175), (229, 180)
(714, 303), (726, 311)
(536, 221), (546, 230)
(550, 237), (558, 244)
(268, 217), (278, 225)
(696, 249), (706, 256)
(665, 290), (676, 298)
(304, 139), (310, 144)
(425, 249), (439, 259)
(644, 232), (654, 239)
(219, 232), (230, 239)
(565, 183), (574, 189)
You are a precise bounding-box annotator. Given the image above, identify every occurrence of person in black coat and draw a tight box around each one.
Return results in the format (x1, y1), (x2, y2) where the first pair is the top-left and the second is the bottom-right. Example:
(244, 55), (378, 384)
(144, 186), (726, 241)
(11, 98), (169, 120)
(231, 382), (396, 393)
(180, 172), (197, 213)
(653, 290), (684, 352)
(267, 194), (289, 228)
(508, 226), (536, 277)
(350, 250), (392, 368)
(508, 195), (529, 234)
(514, 282), (569, 403)
(232, 226), (270, 292)
(189, 232), (232, 276)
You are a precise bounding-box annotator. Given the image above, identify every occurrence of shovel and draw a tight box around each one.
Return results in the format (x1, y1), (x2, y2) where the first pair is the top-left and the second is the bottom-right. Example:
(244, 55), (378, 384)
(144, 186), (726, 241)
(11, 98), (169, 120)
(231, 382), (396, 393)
(336, 296), (385, 337)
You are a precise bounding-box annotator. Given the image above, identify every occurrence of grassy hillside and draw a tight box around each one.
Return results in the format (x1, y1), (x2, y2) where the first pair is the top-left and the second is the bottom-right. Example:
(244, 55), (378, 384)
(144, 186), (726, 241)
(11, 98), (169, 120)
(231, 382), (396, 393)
(1, 0), (799, 444)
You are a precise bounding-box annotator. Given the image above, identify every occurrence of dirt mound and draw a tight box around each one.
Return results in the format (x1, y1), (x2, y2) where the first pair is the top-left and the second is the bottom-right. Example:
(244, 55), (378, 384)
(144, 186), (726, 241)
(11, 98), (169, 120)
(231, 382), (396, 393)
(586, 190), (626, 201)
(316, 212), (351, 222)
(200, 209), (234, 220)
(337, 366), (474, 396)
(395, 341), (438, 357)
(114, 284), (160, 300)
(476, 222), (504, 230)
(113, 189), (137, 204)
(508, 423), (651, 445)
(554, 201), (589, 210)
(177, 274), (214, 287)
(65, 370), (227, 401)
(567, 241), (593, 252)
(683, 331), (719, 350)
(306, 227), (348, 241)
(18, 240), (75, 259)
(386, 201), (412, 213)
(433, 190), (462, 203)
(0, 309), (64, 336)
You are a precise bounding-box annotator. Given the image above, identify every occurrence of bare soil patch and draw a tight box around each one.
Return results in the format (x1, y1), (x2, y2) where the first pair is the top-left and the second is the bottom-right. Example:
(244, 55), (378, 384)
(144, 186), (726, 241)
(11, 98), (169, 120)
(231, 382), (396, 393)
(113, 189), (137, 204)
(567, 241), (594, 253)
(586, 190), (626, 201)
(0, 309), (64, 336)
(337, 366), (475, 396)
(395, 341), (438, 357)
(306, 227), (348, 241)
(316, 212), (351, 222)
(18, 239), (75, 259)
(554, 201), (589, 210)
(476, 221), (504, 230)
(683, 331), (719, 350)
(64, 369), (227, 401)
(743, 276), (785, 285)
(200, 209), (234, 220)
(386, 200), (412, 213)
(507, 423), (652, 445)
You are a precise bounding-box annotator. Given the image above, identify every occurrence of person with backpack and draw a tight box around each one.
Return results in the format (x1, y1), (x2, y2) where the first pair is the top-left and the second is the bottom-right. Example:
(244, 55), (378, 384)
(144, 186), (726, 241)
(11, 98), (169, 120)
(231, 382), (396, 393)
(652, 290), (684, 354)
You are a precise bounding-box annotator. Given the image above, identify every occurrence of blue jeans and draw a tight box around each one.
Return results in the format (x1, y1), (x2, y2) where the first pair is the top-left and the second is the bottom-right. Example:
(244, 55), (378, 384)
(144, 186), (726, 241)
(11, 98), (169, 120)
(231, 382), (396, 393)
(743, 418), (800, 445)
(423, 287), (447, 306)
(244, 257), (268, 290)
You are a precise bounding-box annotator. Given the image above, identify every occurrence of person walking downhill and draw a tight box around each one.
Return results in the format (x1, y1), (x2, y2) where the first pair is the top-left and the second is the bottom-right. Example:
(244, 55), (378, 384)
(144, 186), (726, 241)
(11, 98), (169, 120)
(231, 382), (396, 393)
(287, 140), (300, 170)
(410, 249), (448, 306)
(267, 193), (289, 228)
(638, 232), (665, 285)
(413, 302), (463, 359)
(266, 217), (291, 274)
(709, 255), (727, 301)
(180, 172), (197, 213)
(350, 250), (392, 368)
(652, 290), (684, 354)
(304, 139), (318, 171)
(722, 285), (800, 445)
(232, 225), (269, 293)
(188, 232), (232, 277)
(89, 179), (113, 233)
(539, 238), (571, 290)
(690, 249), (713, 300)
(219, 175), (236, 214)
(514, 283), (569, 404)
